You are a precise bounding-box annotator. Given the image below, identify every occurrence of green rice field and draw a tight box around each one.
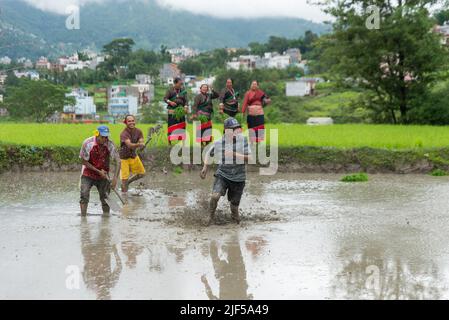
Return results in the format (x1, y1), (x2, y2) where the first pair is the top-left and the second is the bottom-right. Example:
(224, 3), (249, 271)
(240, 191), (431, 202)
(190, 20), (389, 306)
(1, 123), (449, 149)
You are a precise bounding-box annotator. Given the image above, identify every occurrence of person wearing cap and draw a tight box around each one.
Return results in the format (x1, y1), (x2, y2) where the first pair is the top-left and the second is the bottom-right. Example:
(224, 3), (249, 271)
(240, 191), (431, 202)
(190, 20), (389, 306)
(200, 117), (252, 225)
(79, 125), (121, 217)
(119, 115), (146, 194)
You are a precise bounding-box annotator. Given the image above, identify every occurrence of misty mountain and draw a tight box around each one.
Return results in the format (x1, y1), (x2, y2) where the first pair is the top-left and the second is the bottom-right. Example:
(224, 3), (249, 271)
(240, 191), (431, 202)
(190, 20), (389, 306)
(0, 0), (329, 59)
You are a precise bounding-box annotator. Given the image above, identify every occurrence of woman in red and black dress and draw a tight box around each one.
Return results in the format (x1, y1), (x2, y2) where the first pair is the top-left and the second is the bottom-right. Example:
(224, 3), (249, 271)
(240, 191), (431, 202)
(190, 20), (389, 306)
(242, 80), (271, 143)
(163, 77), (189, 144)
(191, 84), (219, 145)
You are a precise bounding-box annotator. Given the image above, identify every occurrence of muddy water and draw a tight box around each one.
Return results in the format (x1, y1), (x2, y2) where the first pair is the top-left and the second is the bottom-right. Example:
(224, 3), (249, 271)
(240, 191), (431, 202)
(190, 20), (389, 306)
(1, 171), (449, 300)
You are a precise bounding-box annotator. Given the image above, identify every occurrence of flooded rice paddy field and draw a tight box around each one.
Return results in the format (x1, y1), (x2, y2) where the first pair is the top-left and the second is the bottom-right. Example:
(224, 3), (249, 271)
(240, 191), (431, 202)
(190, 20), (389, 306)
(1, 171), (449, 300)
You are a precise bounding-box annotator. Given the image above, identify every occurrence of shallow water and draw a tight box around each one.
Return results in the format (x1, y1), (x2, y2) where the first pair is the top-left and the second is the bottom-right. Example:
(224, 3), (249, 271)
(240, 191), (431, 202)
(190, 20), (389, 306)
(1, 171), (449, 300)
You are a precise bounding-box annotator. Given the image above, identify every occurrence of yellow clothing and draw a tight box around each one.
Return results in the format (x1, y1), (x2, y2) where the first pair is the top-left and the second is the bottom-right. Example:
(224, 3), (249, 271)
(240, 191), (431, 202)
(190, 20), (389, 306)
(120, 156), (146, 180)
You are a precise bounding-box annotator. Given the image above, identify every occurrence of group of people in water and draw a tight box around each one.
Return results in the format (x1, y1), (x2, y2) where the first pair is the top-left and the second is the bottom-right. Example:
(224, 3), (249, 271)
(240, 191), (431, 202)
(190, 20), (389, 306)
(79, 78), (271, 225)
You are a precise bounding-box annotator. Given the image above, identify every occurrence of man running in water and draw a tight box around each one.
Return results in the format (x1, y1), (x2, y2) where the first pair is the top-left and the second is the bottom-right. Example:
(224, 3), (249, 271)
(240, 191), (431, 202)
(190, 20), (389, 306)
(200, 117), (252, 225)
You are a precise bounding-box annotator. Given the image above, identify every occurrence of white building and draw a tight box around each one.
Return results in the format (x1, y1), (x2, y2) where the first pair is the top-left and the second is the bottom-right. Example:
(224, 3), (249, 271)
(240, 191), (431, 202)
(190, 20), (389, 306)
(0, 56), (12, 65)
(286, 79), (317, 97)
(307, 117), (334, 125)
(35, 57), (51, 69)
(135, 74), (153, 85)
(435, 24), (449, 46)
(0, 74), (7, 85)
(65, 62), (87, 72)
(17, 57), (34, 68)
(14, 70), (40, 80)
(108, 96), (138, 116)
(168, 46), (199, 63)
(63, 88), (96, 116)
(267, 54), (291, 69)
(87, 56), (105, 70)
(286, 48), (302, 63)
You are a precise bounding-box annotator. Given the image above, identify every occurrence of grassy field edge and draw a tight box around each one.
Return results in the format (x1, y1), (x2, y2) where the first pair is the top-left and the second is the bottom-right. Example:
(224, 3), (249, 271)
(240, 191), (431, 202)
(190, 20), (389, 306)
(2, 144), (449, 174)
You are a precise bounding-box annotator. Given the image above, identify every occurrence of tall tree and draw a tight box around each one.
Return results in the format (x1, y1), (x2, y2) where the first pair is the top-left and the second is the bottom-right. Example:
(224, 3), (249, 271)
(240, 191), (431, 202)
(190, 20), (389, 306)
(4, 79), (74, 122)
(318, 0), (449, 124)
(101, 38), (135, 76)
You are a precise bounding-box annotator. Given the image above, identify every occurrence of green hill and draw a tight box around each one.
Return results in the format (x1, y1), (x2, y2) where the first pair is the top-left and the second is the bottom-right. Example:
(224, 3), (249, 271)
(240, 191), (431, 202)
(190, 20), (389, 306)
(0, 0), (329, 59)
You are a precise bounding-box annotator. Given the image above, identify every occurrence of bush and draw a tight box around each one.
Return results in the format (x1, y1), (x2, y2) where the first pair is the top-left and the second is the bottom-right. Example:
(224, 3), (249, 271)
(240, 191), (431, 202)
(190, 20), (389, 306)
(341, 173), (369, 182)
(430, 169), (448, 177)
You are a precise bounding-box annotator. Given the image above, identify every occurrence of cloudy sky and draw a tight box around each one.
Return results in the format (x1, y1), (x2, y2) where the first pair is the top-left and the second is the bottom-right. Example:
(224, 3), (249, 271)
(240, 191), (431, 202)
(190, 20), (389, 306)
(20, 0), (330, 22)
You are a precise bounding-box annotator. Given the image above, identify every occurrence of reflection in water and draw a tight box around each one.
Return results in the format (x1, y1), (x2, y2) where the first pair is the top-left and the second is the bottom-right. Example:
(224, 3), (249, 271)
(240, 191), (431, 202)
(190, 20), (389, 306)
(121, 240), (144, 269)
(245, 236), (267, 259)
(332, 229), (445, 300)
(201, 233), (252, 300)
(80, 218), (122, 300)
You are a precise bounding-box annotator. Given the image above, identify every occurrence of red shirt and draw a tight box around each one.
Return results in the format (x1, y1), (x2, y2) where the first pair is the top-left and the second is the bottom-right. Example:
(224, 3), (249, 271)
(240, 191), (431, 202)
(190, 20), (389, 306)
(242, 89), (267, 113)
(80, 136), (117, 180)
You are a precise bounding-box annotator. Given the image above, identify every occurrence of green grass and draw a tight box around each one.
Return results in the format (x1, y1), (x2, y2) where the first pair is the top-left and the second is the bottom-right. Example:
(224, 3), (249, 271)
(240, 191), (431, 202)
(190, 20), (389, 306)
(2, 123), (449, 149)
(430, 169), (448, 177)
(341, 173), (369, 182)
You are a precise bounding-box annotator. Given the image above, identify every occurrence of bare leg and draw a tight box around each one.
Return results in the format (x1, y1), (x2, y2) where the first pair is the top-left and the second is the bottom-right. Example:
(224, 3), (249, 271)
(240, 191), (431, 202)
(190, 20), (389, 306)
(80, 203), (88, 217)
(121, 179), (129, 193)
(231, 204), (240, 224)
(209, 193), (221, 225)
(126, 174), (145, 188)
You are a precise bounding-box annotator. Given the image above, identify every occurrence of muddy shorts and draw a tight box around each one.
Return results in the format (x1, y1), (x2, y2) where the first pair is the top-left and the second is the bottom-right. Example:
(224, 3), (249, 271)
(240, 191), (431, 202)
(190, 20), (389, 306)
(80, 175), (110, 209)
(213, 175), (245, 206)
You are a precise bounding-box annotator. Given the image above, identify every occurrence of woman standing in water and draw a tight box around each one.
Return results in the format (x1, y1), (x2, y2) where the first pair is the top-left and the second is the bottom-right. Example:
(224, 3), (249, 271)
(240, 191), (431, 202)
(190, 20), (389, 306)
(192, 84), (220, 145)
(242, 80), (271, 143)
(219, 78), (240, 118)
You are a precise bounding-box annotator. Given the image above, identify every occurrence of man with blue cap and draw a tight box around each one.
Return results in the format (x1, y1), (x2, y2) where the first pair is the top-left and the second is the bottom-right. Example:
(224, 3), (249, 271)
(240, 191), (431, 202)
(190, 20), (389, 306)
(201, 117), (252, 225)
(79, 125), (121, 216)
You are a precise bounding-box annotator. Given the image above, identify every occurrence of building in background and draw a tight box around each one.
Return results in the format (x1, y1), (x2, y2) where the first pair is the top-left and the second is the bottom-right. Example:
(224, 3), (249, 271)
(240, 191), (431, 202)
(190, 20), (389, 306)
(14, 70), (40, 80)
(168, 46), (199, 64)
(286, 48), (302, 64)
(108, 96), (138, 117)
(434, 24), (449, 46)
(307, 117), (334, 125)
(0, 73), (7, 86)
(286, 78), (321, 97)
(135, 74), (153, 85)
(0, 56), (12, 65)
(35, 57), (51, 70)
(63, 88), (97, 120)
(159, 63), (182, 85)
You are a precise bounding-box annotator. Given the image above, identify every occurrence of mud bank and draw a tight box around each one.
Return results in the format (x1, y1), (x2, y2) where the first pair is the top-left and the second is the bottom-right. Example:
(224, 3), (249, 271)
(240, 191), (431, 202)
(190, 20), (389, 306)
(2, 144), (449, 174)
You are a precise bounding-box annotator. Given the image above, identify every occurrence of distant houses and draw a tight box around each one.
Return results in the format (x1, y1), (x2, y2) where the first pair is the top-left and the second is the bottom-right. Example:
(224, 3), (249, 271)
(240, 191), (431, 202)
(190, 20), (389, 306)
(14, 70), (40, 81)
(227, 48), (306, 71)
(168, 46), (199, 64)
(434, 24), (449, 46)
(0, 56), (12, 65)
(286, 78), (324, 97)
(108, 85), (139, 117)
(159, 63), (182, 85)
(62, 88), (97, 121)
(0, 73), (7, 86)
